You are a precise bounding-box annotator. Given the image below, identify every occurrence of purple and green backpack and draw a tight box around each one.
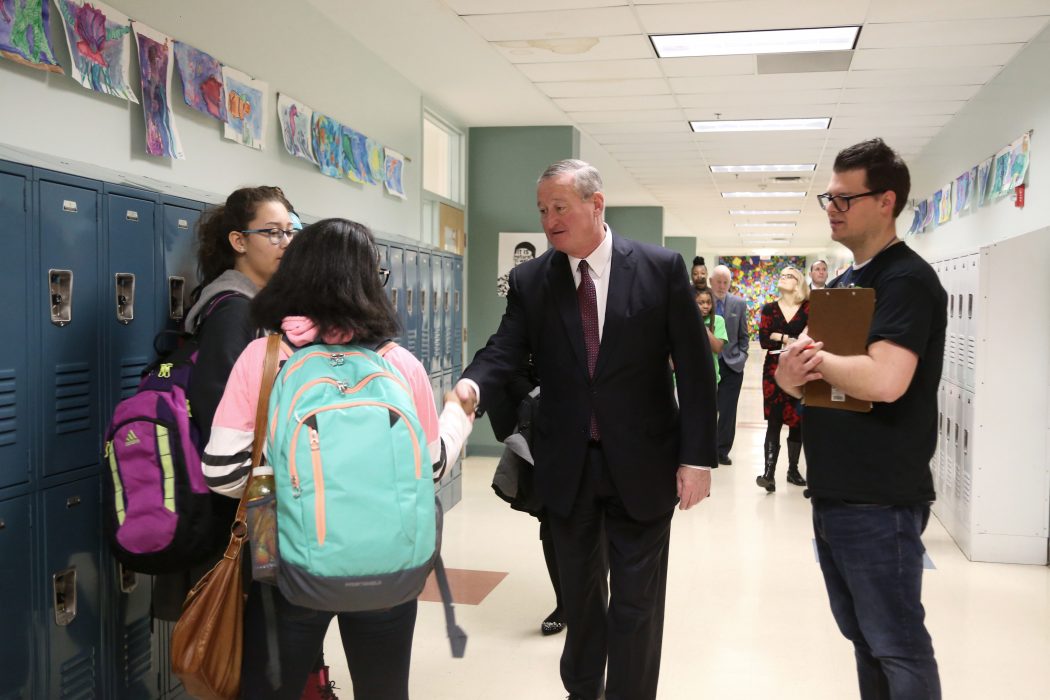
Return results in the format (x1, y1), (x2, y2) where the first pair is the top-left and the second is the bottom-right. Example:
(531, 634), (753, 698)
(102, 293), (240, 574)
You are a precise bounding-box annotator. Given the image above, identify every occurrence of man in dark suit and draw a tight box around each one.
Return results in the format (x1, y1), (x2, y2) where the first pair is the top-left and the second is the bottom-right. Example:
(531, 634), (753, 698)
(710, 264), (750, 465)
(455, 159), (718, 700)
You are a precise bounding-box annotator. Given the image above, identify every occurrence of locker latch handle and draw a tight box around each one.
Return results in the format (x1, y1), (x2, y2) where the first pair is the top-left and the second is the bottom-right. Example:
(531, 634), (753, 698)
(407, 289), (414, 314)
(53, 566), (77, 626)
(967, 294), (973, 320)
(118, 563), (138, 594)
(444, 291), (450, 312)
(169, 276), (185, 321)
(454, 291), (461, 312)
(115, 273), (135, 324)
(421, 290), (427, 310)
(391, 288), (399, 307)
(48, 269), (73, 327)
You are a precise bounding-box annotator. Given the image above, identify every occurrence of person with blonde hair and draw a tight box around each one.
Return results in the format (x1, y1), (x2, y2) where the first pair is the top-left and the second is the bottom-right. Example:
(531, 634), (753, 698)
(756, 266), (809, 492)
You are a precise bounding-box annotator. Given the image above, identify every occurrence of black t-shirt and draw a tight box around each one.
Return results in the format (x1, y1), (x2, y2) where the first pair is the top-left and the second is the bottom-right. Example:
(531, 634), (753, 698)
(803, 242), (947, 504)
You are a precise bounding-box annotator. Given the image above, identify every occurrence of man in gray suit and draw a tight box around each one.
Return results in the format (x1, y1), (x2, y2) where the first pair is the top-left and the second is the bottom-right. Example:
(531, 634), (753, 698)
(711, 264), (749, 465)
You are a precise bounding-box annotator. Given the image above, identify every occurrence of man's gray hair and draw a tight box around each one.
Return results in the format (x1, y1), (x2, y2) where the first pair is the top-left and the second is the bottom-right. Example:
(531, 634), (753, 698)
(711, 264), (732, 281)
(539, 159), (604, 200)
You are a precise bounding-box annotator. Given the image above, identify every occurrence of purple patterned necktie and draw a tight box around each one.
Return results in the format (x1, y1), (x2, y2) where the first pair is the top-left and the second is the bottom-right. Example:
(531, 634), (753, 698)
(577, 260), (601, 440)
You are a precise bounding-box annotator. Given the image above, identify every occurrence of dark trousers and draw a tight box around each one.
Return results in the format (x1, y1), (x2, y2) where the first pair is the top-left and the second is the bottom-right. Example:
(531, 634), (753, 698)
(240, 582), (417, 700)
(813, 499), (941, 700)
(716, 358), (744, 458)
(548, 444), (673, 700)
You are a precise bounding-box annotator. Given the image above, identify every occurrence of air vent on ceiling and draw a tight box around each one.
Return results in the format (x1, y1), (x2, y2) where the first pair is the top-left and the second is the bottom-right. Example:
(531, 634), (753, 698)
(757, 50), (853, 74)
(773, 176), (803, 182)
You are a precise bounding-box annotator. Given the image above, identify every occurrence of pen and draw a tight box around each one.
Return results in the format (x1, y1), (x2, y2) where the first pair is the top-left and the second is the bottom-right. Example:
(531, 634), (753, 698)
(769, 344), (816, 355)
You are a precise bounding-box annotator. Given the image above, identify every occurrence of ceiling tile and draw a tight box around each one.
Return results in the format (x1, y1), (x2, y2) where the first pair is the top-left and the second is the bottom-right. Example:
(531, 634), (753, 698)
(844, 65), (1002, 87)
(520, 59), (662, 81)
(462, 7), (640, 41)
(571, 108), (684, 123)
(536, 78), (671, 97)
(581, 121), (690, 134)
(683, 105), (837, 120)
(669, 72), (848, 93)
(840, 85), (982, 102)
(834, 100), (966, 116)
(448, 0), (628, 14)
(636, 0), (869, 34)
(857, 17), (1047, 48)
(555, 95), (680, 111)
(678, 89), (843, 108)
(658, 55), (756, 77)
(494, 35), (653, 63)
(866, 0), (1050, 22)
(593, 132), (698, 144)
(851, 44), (1025, 70)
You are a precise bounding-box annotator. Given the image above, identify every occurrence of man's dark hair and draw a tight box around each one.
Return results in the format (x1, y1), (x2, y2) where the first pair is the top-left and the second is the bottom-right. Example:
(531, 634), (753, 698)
(514, 242), (536, 255)
(833, 138), (911, 217)
(252, 218), (400, 344)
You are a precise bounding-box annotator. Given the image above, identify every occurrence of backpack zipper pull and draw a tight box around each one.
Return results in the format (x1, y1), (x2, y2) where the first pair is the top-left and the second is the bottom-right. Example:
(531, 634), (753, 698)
(309, 426), (320, 450)
(329, 353), (345, 367)
(336, 381), (349, 393)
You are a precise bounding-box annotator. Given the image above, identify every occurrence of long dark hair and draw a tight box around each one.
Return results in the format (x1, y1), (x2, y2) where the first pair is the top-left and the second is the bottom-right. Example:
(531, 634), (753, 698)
(251, 218), (400, 344)
(695, 288), (715, 330)
(195, 185), (293, 287)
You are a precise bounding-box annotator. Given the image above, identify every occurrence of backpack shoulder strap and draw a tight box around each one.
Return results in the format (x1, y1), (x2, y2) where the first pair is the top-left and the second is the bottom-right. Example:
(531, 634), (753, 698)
(374, 339), (398, 357)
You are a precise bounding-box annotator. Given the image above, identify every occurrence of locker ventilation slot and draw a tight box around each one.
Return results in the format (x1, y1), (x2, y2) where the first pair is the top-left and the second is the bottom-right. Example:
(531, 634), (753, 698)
(54, 363), (91, 434)
(59, 647), (96, 698)
(119, 357), (149, 399)
(123, 617), (153, 685)
(0, 369), (16, 447)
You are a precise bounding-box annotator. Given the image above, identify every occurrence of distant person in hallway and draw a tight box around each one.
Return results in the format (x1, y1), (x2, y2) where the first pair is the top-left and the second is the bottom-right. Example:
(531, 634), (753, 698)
(695, 287), (727, 383)
(756, 267), (809, 492)
(691, 255), (709, 291)
(776, 138), (946, 699)
(455, 159), (718, 700)
(497, 240), (537, 297)
(809, 259), (829, 289)
(710, 264), (750, 465)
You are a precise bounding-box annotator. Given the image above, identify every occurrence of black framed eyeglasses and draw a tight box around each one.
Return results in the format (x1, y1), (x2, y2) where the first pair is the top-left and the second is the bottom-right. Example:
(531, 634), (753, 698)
(378, 267), (390, 287)
(816, 190), (886, 213)
(240, 228), (297, 245)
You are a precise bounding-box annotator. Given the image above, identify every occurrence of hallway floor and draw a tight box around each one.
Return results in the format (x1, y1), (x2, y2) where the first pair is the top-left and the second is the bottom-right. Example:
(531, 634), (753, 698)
(325, 348), (1050, 699)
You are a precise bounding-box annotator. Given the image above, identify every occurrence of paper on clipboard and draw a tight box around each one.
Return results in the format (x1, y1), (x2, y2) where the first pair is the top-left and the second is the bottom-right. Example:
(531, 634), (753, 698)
(804, 287), (875, 412)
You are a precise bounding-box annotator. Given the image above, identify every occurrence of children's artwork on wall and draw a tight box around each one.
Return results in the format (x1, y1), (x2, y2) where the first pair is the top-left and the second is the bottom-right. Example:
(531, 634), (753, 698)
(937, 184), (952, 225)
(991, 145), (1012, 199)
(922, 197), (934, 230)
(717, 255), (808, 338)
(365, 136), (384, 185)
(1, 0), (62, 72)
(133, 22), (182, 159)
(931, 189), (943, 227)
(383, 148), (406, 199)
(342, 126), (368, 184)
(311, 113), (344, 178)
(952, 171), (969, 217)
(497, 233), (548, 297)
(907, 204), (923, 236)
(1008, 132), (1031, 189)
(221, 65), (266, 150)
(966, 166), (978, 211)
(54, 0), (137, 102)
(277, 93), (317, 165)
(173, 41), (224, 121)
(976, 157), (992, 206)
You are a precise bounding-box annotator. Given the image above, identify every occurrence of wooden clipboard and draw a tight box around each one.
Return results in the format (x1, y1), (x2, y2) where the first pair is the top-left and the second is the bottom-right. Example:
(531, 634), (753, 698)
(804, 287), (875, 413)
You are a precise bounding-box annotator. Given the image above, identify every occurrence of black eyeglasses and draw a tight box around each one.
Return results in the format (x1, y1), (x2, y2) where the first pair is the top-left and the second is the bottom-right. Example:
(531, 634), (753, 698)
(240, 228), (298, 245)
(378, 267), (390, 287)
(816, 190), (886, 212)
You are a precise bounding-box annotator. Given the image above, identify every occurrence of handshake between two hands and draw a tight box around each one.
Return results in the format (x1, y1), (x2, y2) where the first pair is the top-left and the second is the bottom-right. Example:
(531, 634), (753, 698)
(443, 381), (478, 422)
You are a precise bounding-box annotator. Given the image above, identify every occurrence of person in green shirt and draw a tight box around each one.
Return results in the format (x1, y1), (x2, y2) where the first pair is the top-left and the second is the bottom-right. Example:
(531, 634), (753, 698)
(696, 288), (727, 382)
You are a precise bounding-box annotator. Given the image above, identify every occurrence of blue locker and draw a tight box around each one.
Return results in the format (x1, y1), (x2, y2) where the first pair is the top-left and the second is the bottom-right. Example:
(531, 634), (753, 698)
(388, 245), (405, 345)
(451, 256), (464, 369)
(403, 248), (419, 357)
(0, 166), (33, 491)
(0, 494), (36, 697)
(418, 251), (432, 373)
(43, 476), (102, 698)
(160, 200), (203, 332)
(442, 256), (455, 371)
(431, 255), (444, 374)
(38, 175), (101, 478)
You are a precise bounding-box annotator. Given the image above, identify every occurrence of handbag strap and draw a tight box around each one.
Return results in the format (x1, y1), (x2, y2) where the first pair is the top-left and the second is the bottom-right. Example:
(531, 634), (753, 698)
(235, 334), (283, 525)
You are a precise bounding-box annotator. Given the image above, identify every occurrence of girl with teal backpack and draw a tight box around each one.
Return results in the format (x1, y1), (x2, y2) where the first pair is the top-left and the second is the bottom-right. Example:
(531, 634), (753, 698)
(203, 219), (473, 699)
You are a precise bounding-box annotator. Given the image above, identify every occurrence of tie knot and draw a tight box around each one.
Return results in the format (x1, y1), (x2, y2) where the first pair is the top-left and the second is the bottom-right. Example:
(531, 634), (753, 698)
(578, 260), (589, 274)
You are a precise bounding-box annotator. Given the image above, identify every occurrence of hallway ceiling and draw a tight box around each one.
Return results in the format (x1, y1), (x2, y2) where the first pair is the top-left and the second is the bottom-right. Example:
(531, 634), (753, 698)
(307, 0), (1050, 254)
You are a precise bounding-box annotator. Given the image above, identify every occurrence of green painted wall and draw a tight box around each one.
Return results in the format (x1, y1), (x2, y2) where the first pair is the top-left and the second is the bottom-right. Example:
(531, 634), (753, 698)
(665, 236), (697, 273)
(605, 206), (663, 247)
(465, 126), (579, 454)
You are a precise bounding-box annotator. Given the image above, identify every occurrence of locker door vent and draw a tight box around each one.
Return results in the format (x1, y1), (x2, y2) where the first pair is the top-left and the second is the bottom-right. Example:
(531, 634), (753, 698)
(54, 362), (91, 434)
(122, 616), (153, 685)
(0, 369), (16, 447)
(59, 647), (96, 698)
(119, 357), (149, 399)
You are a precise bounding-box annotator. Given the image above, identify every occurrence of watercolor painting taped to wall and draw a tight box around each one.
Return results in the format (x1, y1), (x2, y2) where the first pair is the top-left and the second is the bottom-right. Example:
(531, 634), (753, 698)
(277, 93), (318, 165)
(132, 22), (182, 159)
(1, 0), (62, 72)
(173, 41), (225, 121)
(222, 65), (266, 150)
(342, 126), (368, 184)
(383, 148), (406, 199)
(54, 0), (138, 102)
(312, 113), (344, 178)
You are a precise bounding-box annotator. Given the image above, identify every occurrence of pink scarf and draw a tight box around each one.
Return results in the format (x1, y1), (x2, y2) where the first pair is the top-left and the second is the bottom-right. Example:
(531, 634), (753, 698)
(280, 316), (354, 345)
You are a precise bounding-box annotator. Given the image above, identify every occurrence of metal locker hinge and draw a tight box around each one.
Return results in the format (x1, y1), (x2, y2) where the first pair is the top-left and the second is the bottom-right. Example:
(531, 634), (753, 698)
(53, 567), (77, 626)
(48, 269), (73, 326)
(115, 273), (135, 324)
(169, 276), (185, 321)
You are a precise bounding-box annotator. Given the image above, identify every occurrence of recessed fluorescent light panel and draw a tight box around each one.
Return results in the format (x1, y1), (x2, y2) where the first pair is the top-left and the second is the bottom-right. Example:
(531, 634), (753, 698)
(691, 118), (830, 133)
(735, 223), (796, 228)
(651, 26), (860, 58)
(711, 164), (816, 173)
(729, 209), (801, 215)
(722, 191), (807, 198)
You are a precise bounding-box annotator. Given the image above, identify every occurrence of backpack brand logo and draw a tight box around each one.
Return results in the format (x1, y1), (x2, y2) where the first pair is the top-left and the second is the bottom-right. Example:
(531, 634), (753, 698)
(124, 430), (140, 446)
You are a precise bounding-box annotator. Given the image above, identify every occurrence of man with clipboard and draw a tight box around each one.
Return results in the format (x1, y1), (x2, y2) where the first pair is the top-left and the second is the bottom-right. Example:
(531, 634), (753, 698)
(775, 139), (947, 699)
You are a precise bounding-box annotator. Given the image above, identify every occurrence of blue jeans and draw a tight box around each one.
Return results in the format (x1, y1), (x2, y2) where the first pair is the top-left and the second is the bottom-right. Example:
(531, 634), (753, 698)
(813, 499), (941, 700)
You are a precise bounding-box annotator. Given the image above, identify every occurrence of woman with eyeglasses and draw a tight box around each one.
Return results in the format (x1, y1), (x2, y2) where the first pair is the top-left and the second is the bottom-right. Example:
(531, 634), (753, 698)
(756, 267), (810, 493)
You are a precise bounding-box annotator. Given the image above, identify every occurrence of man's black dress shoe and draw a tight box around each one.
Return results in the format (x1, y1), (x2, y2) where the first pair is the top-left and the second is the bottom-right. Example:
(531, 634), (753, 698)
(717, 455), (732, 465)
(542, 608), (565, 635)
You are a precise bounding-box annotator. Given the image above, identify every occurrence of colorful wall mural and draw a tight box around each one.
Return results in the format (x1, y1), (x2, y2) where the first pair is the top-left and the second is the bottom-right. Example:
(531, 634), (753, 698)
(717, 255), (808, 339)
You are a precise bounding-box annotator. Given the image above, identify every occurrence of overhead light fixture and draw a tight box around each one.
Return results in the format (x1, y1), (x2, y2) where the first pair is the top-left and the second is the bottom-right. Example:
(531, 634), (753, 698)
(729, 209), (801, 215)
(740, 232), (793, 238)
(722, 191), (807, 198)
(691, 118), (830, 133)
(711, 164), (815, 173)
(735, 222), (796, 228)
(651, 26), (860, 58)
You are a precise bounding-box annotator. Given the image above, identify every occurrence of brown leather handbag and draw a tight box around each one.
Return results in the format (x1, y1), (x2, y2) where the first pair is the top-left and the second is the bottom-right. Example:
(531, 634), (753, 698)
(170, 335), (281, 700)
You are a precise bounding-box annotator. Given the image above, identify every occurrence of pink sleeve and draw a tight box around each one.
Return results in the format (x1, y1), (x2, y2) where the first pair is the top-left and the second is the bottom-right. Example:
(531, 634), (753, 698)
(210, 337), (268, 434)
(385, 346), (440, 455)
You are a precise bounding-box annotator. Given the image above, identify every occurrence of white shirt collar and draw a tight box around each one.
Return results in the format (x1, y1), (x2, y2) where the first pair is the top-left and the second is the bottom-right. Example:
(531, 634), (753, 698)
(568, 224), (613, 278)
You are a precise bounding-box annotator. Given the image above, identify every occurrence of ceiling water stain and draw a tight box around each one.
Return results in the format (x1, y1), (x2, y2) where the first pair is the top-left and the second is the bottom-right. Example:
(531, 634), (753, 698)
(498, 37), (601, 56)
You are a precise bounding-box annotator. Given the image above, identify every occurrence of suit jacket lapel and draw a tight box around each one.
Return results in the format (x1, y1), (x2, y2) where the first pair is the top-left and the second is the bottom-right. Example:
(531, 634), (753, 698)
(548, 251), (588, 372)
(594, 234), (635, 379)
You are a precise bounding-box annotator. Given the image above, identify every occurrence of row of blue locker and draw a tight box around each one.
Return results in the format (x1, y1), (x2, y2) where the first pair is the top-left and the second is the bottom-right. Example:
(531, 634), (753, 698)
(0, 159), (465, 699)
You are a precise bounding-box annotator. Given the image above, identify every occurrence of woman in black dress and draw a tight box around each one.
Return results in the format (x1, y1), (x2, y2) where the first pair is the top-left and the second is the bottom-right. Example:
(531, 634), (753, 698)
(757, 267), (809, 492)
